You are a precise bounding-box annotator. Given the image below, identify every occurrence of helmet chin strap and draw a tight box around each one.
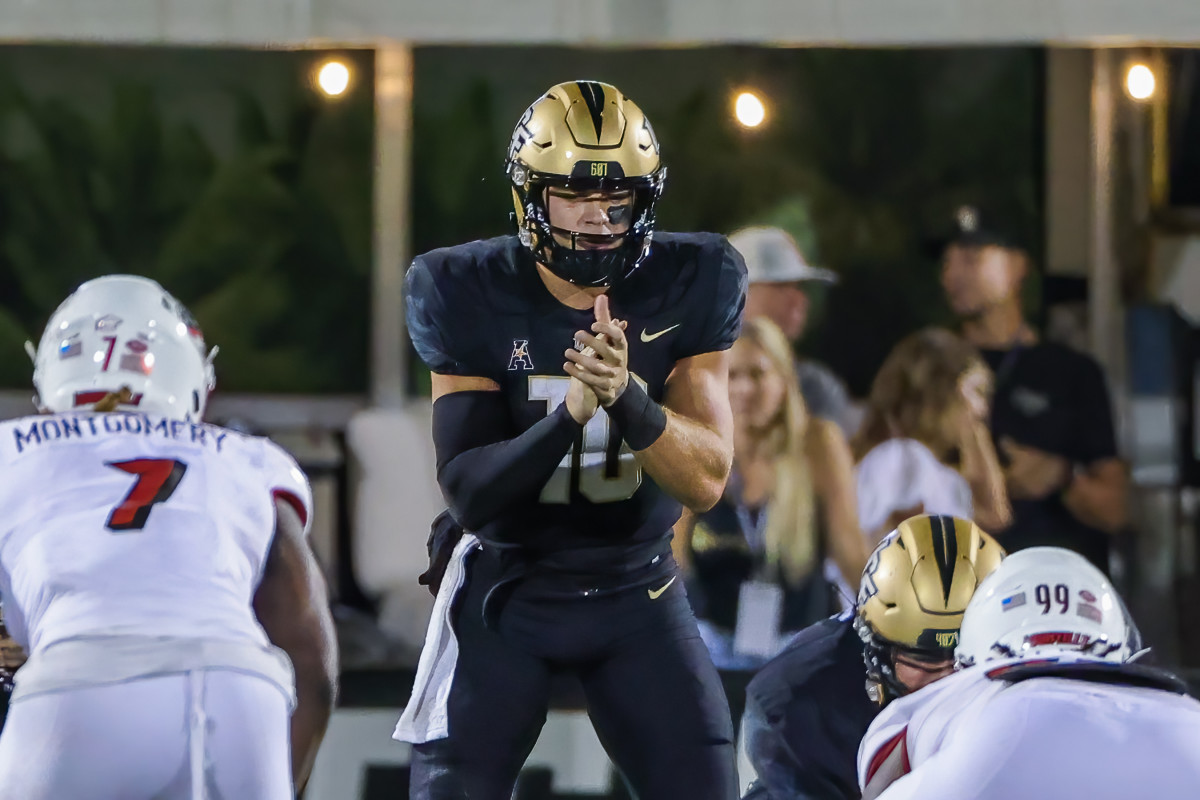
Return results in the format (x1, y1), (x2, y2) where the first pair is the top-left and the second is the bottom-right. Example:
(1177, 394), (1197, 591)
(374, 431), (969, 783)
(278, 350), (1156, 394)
(860, 632), (917, 707)
(865, 679), (888, 706)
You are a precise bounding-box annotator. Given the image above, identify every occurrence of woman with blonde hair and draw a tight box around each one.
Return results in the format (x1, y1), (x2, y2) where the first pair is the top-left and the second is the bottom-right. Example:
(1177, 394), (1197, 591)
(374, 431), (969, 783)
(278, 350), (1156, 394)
(674, 317), (868, 670)
(853, 327), (1011, 542)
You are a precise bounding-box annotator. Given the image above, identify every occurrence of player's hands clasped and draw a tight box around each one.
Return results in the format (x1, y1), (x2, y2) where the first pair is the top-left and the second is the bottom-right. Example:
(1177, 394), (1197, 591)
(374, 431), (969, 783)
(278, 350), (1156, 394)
(564, 295), (629, 408)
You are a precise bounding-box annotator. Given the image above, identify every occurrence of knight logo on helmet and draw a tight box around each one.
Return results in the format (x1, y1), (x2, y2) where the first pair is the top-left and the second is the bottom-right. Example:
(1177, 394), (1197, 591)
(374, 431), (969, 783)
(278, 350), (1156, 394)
(854, 514), (1005, 706)
(506, 80), (667, 288)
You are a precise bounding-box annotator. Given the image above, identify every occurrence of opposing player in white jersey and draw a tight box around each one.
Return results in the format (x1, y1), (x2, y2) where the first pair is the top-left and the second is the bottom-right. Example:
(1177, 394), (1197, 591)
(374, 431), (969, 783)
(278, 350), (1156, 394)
(0, 275), (338, 799)
(858, 547), (1200, 800)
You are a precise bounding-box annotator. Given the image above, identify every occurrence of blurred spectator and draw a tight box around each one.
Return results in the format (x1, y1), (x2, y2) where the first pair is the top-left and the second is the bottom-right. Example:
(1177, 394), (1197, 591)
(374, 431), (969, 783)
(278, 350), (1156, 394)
(940, 206), (1128, 572)
(729, 227), (857, 436)
(852, 328), (1011, 541)
(673, 317), (868, 671)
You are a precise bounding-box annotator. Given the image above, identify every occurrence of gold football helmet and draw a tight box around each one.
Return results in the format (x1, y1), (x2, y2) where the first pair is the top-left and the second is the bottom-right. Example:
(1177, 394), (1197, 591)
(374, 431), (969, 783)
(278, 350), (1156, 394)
(506, 80), (666, 287)
(854, 514), (1004, 704)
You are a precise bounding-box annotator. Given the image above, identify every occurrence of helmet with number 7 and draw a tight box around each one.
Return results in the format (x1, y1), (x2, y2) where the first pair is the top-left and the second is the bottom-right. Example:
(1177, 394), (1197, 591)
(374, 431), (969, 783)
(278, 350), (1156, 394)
(31, 275), (216, 421)
(956, 547), (1142, 667)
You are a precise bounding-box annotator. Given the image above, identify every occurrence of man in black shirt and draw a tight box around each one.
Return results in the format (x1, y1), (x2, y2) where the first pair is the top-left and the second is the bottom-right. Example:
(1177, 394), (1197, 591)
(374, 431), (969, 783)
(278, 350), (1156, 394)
(940, 207), (1128, 571)
(740, 515), (1003, 800)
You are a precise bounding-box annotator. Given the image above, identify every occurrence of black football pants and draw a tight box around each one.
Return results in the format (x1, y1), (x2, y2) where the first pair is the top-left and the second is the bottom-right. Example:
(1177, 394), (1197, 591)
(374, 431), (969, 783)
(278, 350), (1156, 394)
(408, 547), (737, 800)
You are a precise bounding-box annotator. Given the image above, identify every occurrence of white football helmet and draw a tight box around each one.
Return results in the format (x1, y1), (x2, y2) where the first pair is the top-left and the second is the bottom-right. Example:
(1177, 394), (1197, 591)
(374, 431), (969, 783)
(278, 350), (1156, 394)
(956, 547), (1142, 667)
(31, 275), (216, 421)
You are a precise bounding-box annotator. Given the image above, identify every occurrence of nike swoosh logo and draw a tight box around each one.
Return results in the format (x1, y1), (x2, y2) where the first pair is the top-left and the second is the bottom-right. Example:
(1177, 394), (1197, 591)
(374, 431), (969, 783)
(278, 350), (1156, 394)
(640, 324), (681, 343)
(648, 575), (677, 600)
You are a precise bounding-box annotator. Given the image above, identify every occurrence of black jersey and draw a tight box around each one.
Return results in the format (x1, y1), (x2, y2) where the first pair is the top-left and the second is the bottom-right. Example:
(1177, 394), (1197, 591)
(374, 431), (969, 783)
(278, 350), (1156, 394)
(405, 233), (746, 555)
(743, 614), (878, 800)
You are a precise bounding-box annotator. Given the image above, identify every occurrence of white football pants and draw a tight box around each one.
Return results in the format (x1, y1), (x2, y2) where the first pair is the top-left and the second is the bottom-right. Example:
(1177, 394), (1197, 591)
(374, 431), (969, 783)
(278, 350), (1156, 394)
(0, 669), (292, 800)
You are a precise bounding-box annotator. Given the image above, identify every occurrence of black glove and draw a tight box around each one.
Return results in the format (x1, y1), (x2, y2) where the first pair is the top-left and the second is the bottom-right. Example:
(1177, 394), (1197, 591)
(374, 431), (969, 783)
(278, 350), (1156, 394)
(417, 510), (466, 597)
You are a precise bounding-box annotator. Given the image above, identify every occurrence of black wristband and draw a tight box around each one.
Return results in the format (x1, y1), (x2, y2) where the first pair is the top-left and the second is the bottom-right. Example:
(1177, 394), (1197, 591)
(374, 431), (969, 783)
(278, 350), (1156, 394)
(605, 380), (667, 451)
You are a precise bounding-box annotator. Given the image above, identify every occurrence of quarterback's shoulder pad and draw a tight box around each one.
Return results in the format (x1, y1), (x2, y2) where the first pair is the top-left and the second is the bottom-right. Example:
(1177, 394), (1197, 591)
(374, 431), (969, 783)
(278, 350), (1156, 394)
(651, 232), (747, 359)
(404, 237), (518, 378)
(254, 435), (314, 534)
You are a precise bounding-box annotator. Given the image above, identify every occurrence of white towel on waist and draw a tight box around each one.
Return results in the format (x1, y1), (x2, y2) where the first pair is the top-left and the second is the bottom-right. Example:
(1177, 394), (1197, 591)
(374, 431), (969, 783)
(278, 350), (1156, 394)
(393, 533), (480, 744)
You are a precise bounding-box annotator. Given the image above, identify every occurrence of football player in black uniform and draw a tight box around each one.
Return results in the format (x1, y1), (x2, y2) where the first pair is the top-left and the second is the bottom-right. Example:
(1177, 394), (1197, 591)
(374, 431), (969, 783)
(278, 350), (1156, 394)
(399, 81), (747, 799)
(741, 515), (1003, 799)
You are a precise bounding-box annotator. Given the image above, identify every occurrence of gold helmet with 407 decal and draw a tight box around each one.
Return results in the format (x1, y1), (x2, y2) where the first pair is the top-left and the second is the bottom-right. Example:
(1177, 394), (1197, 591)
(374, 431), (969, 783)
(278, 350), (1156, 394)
(956, 546), (1143, 667)
(855, 514), (1004, 704)
(30, 275), (217, 421)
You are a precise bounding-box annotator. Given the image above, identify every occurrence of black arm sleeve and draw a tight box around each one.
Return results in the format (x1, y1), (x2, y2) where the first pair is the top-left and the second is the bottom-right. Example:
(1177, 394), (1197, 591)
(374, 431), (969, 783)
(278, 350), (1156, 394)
(433, 391), (581, 531)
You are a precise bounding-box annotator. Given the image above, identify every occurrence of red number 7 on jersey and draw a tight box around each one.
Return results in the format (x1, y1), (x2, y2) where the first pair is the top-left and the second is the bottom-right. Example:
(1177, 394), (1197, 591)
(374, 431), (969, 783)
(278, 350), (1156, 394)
(105, 458), (189, 531)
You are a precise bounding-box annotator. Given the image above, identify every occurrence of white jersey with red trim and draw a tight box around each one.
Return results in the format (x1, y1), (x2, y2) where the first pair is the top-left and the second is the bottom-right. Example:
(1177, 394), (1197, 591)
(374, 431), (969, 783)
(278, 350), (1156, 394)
(858, 656), (1200, 800)
(0, 411), (312, 656)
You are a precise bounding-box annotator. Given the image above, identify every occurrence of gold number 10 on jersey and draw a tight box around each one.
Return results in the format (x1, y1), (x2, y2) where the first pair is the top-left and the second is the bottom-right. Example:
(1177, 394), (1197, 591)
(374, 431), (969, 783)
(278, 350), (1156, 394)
(528, 375), (645, 503)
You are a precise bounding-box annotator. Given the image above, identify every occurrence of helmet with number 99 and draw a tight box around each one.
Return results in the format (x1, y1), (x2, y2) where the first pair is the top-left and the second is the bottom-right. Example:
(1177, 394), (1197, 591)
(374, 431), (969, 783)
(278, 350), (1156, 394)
(854, 515), (1004, 704)
(956, 546), (1142, 667)
(507, 80), (666, 288)
(31, 275), (216, 421)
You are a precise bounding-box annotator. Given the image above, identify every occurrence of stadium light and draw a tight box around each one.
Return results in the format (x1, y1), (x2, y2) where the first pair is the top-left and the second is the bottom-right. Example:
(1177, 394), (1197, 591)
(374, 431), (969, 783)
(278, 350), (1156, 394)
(316, 60), (351, 98)
(1126, 63), (1156, 102)
(734, 91), (766, 128)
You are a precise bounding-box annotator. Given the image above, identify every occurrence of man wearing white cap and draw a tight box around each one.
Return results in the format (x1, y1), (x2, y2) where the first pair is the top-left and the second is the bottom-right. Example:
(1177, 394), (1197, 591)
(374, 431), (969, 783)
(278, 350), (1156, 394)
(728, 226), (854, 435)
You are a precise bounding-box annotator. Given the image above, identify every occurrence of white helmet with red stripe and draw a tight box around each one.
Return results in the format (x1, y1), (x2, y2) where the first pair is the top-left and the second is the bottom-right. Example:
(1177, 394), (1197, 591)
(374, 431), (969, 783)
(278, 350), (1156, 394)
(31, 275), (216, 421)
(956, 547), (1142, 667)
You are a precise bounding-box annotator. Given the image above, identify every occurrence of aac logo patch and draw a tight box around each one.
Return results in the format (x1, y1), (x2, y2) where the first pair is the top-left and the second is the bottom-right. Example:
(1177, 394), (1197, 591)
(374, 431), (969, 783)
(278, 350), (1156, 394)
(508, 339), (534, 371)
